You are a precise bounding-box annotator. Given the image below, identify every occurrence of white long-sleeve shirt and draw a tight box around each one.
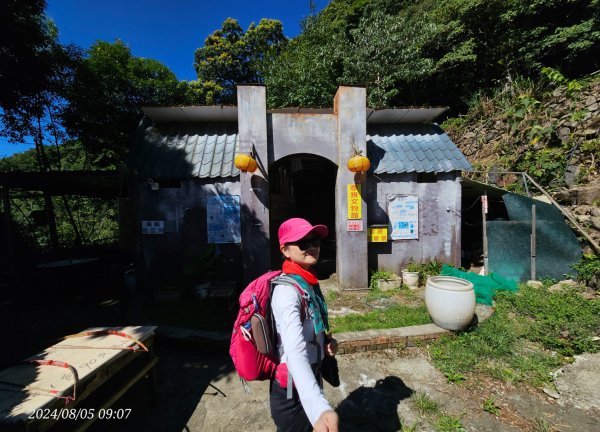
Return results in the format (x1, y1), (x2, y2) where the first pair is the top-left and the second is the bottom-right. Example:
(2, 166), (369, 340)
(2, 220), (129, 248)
(271, 282), (332, 426)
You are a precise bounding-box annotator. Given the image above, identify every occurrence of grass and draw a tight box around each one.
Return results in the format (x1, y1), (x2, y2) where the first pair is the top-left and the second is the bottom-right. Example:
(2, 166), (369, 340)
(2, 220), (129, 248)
(366, 285), (401, 301)
(400, 422), (419, 432)
(430, 283), (600, 387)
(330, 303), (432, 333)
(482, 397), (501, 416)
(435, 413), (466, 432)
(412, 393), (468, 431)
(412, 392), (440, 415)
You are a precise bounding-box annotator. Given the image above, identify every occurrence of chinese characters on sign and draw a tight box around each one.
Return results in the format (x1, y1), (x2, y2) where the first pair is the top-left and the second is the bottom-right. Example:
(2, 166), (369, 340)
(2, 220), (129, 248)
(141, 220), (164, 235)
(388, 195), (419, 240)
(207, 195), (241, 244)
(347, 184), (362, 220)
(347, 220), (364, 232)
(368, 226), (388, 242)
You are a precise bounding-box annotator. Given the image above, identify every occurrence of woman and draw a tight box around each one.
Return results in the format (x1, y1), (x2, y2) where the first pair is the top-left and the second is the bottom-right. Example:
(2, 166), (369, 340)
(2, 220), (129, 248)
(270, 217), (339, 432)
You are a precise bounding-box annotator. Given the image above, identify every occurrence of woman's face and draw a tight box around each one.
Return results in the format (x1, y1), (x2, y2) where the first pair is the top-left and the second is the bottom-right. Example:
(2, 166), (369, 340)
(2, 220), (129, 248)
(280, 235), (321, 269)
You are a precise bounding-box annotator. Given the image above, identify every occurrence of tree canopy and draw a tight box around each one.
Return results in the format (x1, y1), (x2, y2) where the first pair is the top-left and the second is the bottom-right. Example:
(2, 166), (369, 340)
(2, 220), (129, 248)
(264, 0), (600, 110)
(60, 40), (189, 167)
(193, 18), (287, 104)
(0, 0), (59, 111)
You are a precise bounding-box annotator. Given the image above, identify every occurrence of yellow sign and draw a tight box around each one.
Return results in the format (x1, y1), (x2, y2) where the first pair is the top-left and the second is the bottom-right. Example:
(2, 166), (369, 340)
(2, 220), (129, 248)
(368, 226), (388, 242)
(347, 184), (362, 220)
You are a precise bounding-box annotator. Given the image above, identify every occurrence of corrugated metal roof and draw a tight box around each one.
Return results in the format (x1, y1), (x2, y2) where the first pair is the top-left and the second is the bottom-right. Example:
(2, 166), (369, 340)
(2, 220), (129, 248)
(128, 119), (239, 179)
(367, 124), (472, 174)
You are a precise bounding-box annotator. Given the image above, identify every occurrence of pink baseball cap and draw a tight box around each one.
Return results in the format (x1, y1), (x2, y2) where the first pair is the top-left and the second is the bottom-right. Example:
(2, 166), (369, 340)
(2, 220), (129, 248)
(278, 218), (329, 246)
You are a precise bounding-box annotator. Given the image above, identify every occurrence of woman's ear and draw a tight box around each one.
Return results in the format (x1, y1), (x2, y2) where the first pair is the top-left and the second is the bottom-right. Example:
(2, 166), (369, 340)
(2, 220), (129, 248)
(280, 244), (290, 259)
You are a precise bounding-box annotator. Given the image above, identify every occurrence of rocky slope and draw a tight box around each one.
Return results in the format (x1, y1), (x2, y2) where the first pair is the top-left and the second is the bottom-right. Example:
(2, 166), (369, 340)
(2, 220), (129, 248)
(444, 74), (600, 254)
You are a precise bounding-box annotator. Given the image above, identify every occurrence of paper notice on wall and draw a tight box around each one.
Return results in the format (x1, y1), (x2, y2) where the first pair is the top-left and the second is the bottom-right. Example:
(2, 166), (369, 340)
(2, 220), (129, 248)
(388, 195), (419, 240)
(207, 195), (241, 243)
(142, 220), (164, 234)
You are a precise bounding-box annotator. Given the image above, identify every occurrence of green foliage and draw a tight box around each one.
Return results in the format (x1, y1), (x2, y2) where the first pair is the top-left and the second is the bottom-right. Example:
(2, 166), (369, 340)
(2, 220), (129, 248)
(404, 258), (422, 273)
(325, 289), (339, 303)
(194, 18), (287, 104)
(0, 0), (61, 111)
(516, 147), (565, 186)
(499, 284), (600, 356)
(503, 93), (541, 132)
(265, 0), (600, 110)
(7, 192), (118, 250)
(265, 16), (344, 107)
(61, 40), (187, 167)
(540, 67), (583, 94)
(572, 253), (600, 285)
(430, 283), (600, 386)
(369, 269), (396, 288)
(435, 413), (466, 432)
(482, 397), (501, 416)
(400, 423), (419, 432)
(1, 140), (120, 250)
(412, 393), (440, 415)
(404, 258), (442, 285)
(330, 304), (431, 333)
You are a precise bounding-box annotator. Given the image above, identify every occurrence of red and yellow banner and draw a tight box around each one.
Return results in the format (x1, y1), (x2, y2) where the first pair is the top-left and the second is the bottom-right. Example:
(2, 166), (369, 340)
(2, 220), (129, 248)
(347, 184), (362, 220)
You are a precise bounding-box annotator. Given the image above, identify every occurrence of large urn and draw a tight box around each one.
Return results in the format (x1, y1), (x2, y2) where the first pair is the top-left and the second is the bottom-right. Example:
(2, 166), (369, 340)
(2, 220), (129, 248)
(425, 276), (476, 331)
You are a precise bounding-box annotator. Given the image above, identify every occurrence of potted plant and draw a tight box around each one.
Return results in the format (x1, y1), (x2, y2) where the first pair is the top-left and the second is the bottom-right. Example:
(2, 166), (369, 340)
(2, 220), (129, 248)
(401, 258), (421, 289)
(369, 270), (401, 291)
(182, 244), (218, 301)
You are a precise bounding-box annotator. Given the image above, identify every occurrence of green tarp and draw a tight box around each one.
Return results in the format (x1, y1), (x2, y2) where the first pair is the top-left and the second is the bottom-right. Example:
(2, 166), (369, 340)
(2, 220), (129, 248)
(440, 265), (518, 305)
(488, 193), (581, 282)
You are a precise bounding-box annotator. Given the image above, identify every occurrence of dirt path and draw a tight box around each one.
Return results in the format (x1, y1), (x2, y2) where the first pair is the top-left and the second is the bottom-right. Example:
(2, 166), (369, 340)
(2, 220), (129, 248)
(192, 348), (599, 431)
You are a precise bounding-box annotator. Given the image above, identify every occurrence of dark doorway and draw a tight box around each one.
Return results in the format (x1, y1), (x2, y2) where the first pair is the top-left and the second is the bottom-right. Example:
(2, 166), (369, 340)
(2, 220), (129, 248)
(269, 155), (337, 279)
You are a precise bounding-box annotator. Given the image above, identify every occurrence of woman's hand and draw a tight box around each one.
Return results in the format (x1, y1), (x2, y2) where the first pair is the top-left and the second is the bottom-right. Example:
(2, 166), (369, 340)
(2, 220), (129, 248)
(313, 410), (338, 432)
(325, 335), (338, 357)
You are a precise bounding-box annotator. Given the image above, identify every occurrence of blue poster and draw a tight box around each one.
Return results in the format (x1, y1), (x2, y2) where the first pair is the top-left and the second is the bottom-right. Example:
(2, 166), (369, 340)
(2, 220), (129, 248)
(207, 195), (241, 243)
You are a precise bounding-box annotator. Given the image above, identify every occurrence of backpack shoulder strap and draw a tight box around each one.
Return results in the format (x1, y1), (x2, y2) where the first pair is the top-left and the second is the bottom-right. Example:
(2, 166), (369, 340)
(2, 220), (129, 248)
(270, 275), (309, 315)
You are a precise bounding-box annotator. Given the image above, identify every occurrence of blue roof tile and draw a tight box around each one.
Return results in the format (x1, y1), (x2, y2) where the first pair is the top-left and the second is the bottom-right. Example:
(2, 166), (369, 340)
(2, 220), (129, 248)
(129, 119), (239, 178)
(367, 124), (472, 174)
(130, 118), (470, 178)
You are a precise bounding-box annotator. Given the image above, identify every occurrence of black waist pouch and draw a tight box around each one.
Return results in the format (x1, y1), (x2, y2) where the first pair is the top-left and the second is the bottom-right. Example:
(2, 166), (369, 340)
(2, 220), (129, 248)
(321, 355), (340, 387)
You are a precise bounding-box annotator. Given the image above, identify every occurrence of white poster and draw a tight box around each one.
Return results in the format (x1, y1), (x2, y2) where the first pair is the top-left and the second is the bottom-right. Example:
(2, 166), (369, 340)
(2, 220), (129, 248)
(388, 195), (418, 240)
(207, 195), (241, 243)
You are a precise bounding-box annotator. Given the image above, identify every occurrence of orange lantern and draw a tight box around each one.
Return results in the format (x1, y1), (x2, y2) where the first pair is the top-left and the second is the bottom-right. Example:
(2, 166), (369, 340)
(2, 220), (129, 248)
(234, 153), (258, 173)
(347, 153), (370, 174)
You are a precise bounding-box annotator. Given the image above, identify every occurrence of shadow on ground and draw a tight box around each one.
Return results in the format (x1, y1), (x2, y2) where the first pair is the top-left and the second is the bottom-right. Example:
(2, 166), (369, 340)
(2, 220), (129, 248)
(1, 284), (234, 432)
(337, 376), (413, 432)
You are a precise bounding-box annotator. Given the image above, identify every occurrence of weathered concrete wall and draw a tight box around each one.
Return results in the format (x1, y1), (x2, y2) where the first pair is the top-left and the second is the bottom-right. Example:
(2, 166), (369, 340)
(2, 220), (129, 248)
(136, 179), (241, 291)
(334, 87), (369, 289)
(237, 86), (270, 282)
(269, 113), (338, 164)
(367, 172), (462, 273)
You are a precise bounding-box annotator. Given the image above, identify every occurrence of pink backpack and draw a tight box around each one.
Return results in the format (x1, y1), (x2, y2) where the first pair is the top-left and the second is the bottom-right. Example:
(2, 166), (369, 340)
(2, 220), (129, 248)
(229, 270), (305, 381)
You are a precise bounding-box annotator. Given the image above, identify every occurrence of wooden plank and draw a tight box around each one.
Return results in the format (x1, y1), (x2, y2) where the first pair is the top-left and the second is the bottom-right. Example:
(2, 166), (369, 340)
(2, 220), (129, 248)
(0, 326), (156, 431)
(73, 357), (159, 432)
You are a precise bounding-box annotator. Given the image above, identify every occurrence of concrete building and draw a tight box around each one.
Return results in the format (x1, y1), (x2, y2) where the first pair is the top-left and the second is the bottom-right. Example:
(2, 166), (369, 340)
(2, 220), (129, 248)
(127, 85), (471, 292)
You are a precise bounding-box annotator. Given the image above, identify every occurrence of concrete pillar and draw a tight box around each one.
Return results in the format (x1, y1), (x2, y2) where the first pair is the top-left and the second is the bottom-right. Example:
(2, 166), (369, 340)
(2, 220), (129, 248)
(237, 85), (270, 282)
(334, 86), (368, 289)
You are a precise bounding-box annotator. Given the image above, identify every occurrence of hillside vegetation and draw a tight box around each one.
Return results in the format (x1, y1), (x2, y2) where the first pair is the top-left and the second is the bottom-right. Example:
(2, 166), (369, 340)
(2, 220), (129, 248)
(443, 71), (600, 256)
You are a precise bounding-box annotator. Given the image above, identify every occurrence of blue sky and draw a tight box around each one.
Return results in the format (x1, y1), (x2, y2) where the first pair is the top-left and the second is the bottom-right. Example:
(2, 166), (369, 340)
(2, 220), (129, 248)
(1, 0), (326, 158)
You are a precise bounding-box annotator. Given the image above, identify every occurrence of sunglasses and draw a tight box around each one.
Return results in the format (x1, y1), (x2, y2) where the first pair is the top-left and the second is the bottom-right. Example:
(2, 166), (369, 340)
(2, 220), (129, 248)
(288, 237), (321, 250)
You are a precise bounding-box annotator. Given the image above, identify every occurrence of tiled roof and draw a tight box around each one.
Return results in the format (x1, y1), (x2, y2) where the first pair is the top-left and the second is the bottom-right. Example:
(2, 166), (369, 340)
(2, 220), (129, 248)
(367, 124), (472, 174)
(128, 119), (239, 179)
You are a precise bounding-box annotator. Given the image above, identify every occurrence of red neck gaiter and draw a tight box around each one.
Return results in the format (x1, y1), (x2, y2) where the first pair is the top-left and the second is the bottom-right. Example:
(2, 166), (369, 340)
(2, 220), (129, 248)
(282, 260), (319, 285)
